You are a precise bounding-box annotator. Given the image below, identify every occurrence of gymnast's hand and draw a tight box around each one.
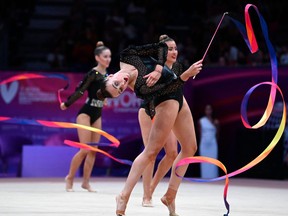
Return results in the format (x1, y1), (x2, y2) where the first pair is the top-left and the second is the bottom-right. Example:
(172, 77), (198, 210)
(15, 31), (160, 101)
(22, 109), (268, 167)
(143, 64), (162, 87)
(180, 60), (203, 81)
(60, 102), (67, 110)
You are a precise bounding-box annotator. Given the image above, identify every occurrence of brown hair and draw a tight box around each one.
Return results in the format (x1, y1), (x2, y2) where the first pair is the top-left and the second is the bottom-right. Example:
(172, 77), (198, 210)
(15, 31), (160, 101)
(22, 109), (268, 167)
(96, 79), (113, 100)
(159, 34), (174, 43)
(94, 41), (109, 56)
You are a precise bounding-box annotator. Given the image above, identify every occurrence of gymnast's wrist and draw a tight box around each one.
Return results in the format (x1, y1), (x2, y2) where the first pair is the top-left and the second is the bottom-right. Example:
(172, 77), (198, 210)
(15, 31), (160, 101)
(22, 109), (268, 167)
(180, 73), (189, 82)
(155, 65), (163, 74)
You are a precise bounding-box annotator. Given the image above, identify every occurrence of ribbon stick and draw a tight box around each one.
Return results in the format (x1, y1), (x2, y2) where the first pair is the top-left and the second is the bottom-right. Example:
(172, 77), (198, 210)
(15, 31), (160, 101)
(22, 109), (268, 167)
(193, 11), (228, 79)
(176, 4), (286, 216)
(202, 12), (229, 61)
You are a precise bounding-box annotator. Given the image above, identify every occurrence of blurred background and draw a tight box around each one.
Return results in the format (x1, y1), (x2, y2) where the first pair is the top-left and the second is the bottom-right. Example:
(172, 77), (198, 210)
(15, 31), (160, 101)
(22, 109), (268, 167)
(0, 0), (287, 179)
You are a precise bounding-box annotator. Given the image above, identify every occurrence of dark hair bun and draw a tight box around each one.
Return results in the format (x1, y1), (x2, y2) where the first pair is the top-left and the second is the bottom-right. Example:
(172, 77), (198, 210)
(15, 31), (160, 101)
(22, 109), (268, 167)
(96, 41), (104, 47)
(159, 34), (169, 41)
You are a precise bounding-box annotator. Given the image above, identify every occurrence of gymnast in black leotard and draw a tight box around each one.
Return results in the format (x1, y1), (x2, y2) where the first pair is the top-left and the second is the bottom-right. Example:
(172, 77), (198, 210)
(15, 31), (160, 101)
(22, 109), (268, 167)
(138, 35), (198, 208)
(65, 70), (107, 124)
(60, 41), (111, 193)
(97, 41), (190, 117)
(94, 37), (203, 216)
(141, 59), (184, 118)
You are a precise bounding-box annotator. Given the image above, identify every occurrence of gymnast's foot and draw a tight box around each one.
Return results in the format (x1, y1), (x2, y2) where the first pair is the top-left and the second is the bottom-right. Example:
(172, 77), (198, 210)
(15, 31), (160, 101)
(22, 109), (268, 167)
(161, 196), (179, 216)
(116, 194), (127, 216)
(81, 183), (97, 192)
(142, 198), (153, 207)
(65, 175), (74, 192)
(161, 188), (179, 216)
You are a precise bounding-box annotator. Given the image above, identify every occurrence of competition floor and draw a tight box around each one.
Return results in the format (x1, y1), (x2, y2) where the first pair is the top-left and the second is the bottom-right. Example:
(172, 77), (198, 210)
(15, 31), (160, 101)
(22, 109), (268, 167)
(0, 177), (287, 216)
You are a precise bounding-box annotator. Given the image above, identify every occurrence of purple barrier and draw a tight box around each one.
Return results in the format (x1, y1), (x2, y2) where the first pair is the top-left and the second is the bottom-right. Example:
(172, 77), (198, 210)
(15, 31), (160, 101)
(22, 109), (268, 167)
(0, 135), (32, 177)
(22, 146), (79, 177)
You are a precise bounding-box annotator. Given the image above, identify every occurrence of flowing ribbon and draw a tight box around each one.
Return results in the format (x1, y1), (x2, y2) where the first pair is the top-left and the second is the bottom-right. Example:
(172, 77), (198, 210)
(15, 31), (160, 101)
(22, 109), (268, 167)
(0, 116), (120, 147)
(0, 72), (69, 104)
(0, 72), (69, 86)
(230, 4), (278, 128)
(64, 140), (132, 166)
(176, 156), (230, 215)
(0, 73), (125, 163)
(0, 73), (126, 162)
(175, 4), (286, 216)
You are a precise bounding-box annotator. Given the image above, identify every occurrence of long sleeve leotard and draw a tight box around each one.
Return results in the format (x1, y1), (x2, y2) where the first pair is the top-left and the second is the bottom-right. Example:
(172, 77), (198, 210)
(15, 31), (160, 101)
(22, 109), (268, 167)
(120, 42), (185, 102)
(64, 69), (105, 107)
(141, 61), (185, 117)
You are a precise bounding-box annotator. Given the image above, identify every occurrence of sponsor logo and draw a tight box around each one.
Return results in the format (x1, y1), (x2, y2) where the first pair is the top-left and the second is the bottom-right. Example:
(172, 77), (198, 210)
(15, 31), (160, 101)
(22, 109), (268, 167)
(0, 82), (19, 104)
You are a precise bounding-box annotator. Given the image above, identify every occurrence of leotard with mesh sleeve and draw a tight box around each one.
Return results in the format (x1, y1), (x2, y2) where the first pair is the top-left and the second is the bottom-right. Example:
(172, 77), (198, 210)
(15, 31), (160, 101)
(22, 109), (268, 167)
(120, 42), (185, 102)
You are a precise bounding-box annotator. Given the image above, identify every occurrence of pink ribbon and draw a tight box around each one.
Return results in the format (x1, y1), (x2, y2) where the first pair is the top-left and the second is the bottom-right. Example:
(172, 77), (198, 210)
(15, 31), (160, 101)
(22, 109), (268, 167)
(175, 4), (286, 215)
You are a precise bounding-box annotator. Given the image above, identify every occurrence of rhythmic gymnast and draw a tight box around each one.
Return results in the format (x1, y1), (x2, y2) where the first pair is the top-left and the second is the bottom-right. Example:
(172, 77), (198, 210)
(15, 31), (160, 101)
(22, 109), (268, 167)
(139, 35), (186, 208)
(60, 41), (111, 192)
(97, 37), (202, 216)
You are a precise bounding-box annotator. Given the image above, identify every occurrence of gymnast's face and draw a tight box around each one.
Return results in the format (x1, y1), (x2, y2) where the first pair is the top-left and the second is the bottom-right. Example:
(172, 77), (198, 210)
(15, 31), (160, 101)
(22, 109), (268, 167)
(105, 72), (130, 97)
(166, 40), (178, 64)
(95, 49), (112, 68)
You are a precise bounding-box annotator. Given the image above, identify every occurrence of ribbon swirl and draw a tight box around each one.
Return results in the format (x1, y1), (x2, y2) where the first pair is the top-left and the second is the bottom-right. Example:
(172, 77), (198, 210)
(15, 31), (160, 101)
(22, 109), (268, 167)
(0, 73), (128, 163)
(64, 140), (132, 166)
(0, 116), (120, 147)
(0, 72), (69, 104)
(175, 4), (286, 216)
(0, 4), (286, 215)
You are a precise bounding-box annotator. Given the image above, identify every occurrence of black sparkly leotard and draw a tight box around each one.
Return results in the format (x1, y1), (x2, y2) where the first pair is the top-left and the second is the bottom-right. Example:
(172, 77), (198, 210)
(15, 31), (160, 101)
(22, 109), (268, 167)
(120, 42), (185, 100)
(140, 62), (184, 118)
(154, 62), (184, 109)
(120, 42), (186, 117)
(64, 69), (106, 124)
